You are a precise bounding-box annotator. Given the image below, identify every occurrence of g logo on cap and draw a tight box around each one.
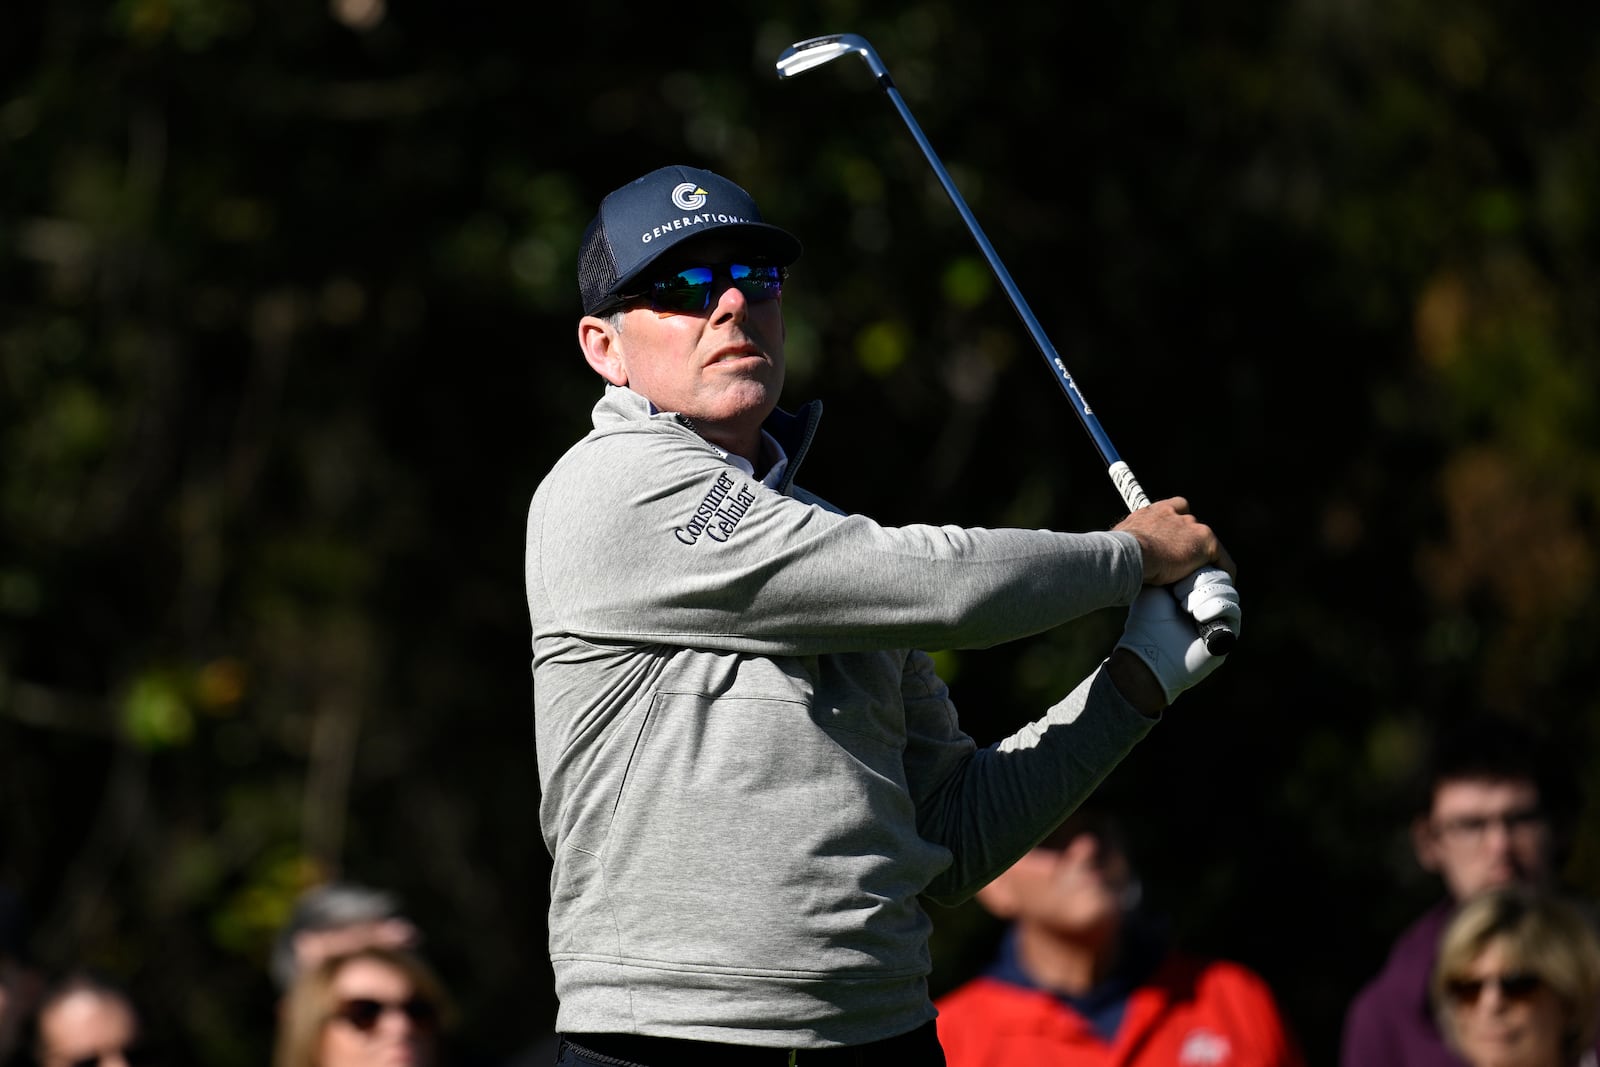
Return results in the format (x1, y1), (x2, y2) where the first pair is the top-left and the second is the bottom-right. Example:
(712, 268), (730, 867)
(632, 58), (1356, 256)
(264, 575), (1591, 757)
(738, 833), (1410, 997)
(672, 183), (708, 211)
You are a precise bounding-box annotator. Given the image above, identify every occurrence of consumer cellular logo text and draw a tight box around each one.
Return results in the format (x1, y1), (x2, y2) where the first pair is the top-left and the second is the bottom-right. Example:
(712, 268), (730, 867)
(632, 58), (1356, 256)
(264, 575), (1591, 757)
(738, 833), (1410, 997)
(676, 470), (757, 544)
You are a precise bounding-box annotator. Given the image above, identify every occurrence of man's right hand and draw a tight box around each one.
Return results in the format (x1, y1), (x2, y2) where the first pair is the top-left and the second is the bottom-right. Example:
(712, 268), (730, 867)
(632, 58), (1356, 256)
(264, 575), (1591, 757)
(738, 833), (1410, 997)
(1112, 496), (1236, 587)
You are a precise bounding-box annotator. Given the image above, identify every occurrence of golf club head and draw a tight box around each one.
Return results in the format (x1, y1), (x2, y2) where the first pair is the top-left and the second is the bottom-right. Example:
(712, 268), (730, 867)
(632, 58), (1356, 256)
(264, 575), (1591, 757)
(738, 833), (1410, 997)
(775, 33), (889, 81)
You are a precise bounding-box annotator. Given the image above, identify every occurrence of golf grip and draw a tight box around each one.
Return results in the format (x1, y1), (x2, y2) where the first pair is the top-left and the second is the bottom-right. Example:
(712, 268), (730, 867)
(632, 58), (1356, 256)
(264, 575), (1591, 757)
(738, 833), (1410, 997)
(872, 80), (1239, 657)
(1111, 463), (1237, 658)
(774, 34), (1237, 657)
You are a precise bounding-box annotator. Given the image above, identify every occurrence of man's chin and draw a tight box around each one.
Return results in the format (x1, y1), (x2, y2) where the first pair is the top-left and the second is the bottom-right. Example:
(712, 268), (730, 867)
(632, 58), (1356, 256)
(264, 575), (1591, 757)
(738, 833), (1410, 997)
(1472, 871), (1526, 894)
(716, 385), (781, 423)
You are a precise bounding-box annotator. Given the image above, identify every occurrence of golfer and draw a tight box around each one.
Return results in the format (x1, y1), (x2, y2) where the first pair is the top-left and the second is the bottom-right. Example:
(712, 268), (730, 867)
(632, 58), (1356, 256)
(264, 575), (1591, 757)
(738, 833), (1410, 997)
(525, 164), (1241, 1067)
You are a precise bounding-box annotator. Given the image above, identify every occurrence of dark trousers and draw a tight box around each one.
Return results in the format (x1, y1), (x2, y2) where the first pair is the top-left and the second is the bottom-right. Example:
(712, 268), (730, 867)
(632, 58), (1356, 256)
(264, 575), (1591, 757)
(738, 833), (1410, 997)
(555, 1022), (947, 1067)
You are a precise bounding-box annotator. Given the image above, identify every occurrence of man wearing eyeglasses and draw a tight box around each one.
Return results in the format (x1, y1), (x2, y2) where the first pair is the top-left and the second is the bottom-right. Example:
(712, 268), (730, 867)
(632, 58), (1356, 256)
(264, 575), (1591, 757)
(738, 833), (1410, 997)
(1339, 715), (1588, 1067)
(526, 164), (1242, 1067)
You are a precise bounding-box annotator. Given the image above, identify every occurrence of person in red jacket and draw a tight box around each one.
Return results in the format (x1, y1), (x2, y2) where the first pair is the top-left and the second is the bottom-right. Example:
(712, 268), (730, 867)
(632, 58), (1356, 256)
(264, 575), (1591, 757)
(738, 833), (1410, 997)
(935, 807), (1305, 1067)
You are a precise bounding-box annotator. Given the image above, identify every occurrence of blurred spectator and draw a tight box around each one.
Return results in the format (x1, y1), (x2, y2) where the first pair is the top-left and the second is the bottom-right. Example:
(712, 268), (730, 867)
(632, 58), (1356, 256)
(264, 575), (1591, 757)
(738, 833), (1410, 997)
(1340, 714), (1590, 1067)
(273, 945), (453, 1067)
(272, 882), (421, 994)
(31, 971), (154, 1067)
(1430, 886), (1600, 1067)
(934, 806), (1306, 1066)
(0, 889), (43, 1066)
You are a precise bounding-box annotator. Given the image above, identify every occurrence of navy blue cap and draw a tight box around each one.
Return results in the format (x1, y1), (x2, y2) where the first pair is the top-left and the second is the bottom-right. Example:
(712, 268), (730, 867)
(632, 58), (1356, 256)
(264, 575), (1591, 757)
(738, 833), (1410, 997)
(578, 165), (802, 315)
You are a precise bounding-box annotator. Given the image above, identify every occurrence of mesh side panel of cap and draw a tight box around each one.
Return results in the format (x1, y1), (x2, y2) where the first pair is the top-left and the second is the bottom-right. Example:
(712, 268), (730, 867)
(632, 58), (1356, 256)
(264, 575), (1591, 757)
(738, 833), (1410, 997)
(578, 217), (621, 314)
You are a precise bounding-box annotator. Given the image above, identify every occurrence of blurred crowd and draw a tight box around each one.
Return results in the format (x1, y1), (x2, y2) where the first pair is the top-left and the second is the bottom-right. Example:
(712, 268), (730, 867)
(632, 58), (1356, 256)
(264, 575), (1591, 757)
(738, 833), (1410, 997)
(3, 713), (1596, 1067)
(0, 880), (558, 1067)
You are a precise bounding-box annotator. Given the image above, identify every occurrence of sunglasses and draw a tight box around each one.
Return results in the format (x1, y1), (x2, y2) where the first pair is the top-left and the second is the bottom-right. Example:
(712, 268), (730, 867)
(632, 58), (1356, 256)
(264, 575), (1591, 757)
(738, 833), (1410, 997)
(1444, 971), (1544, 1006)
(67, 1046), (157, 1067)
(608, 263), (786, 314)
(330, 996), (439, 1033)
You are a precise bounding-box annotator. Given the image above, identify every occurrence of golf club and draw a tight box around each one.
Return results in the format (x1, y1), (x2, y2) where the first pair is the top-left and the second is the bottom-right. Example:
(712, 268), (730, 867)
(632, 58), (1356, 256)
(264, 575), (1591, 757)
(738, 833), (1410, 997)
(776, 32), (1237, 656)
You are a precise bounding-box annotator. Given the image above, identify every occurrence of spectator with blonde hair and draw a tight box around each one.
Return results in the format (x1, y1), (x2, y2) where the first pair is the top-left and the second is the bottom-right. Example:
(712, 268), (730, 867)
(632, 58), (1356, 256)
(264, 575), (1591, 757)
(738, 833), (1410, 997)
(1431, 886), (1600, 1067)
(274, 945), (454, 1067)
(1342, 714), (1590, 1067)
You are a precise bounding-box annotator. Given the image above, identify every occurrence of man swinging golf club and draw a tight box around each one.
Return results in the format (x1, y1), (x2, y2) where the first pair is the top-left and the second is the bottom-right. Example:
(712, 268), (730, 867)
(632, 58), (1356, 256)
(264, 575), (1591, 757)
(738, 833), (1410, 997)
(525, 163), (1241, 1067)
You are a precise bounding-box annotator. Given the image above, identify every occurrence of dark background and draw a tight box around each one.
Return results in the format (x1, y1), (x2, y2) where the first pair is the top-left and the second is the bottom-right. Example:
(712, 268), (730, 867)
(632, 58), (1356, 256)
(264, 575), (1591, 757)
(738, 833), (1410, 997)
(5, 2), (1600, 1064)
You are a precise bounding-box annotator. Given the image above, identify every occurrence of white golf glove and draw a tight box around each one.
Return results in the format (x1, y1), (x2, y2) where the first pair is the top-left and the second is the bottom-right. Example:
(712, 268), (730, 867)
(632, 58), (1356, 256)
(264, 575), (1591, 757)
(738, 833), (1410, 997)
(1115, 567), (1241, 705)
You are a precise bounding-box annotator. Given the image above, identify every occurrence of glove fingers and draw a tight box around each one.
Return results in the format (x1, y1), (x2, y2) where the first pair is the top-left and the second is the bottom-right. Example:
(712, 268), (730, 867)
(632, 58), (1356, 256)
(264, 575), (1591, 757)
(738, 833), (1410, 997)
(1118, 574), (1238, 706)
(1175, 565), (1241, 632)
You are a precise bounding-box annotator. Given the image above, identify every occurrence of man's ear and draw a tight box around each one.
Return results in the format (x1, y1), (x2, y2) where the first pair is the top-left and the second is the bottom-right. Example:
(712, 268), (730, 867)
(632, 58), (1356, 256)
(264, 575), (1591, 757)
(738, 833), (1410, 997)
(1412, 815), (1441, 873)
(579, 315), (628, 386)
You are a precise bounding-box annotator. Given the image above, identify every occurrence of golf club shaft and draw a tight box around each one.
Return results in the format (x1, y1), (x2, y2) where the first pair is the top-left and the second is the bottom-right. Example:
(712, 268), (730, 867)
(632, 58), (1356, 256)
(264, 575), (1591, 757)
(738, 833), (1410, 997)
(778, 34), (1235, 656)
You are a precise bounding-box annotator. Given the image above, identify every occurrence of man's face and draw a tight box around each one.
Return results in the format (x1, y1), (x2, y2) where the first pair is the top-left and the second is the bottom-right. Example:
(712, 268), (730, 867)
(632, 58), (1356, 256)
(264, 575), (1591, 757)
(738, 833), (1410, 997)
(977, 817), (1136, 944)
(582, 243), (786, 455)
(1414, 778), (1551, 901)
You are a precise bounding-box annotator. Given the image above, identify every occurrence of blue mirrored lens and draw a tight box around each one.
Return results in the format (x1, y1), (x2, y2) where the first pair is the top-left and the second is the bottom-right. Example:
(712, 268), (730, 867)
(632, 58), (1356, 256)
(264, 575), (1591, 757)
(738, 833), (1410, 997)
(731, 264), (784, 301)
(644, 264), (784, 312)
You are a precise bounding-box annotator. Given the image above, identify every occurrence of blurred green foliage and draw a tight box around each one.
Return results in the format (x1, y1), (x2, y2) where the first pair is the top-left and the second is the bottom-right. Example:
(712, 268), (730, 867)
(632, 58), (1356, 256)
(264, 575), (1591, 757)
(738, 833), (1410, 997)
(4, 2), (1600, 1065)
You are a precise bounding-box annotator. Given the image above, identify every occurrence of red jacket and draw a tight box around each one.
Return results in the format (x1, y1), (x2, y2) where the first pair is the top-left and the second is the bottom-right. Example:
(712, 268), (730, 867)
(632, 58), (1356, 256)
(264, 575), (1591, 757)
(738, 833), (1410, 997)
(935, 952), (1307, 1067)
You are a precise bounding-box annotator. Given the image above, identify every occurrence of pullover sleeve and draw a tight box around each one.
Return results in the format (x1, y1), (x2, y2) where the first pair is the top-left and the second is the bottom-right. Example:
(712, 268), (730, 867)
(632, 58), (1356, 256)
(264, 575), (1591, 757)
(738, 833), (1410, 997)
(527, 425), (1143, 657)
(898, 649), (1156, 902)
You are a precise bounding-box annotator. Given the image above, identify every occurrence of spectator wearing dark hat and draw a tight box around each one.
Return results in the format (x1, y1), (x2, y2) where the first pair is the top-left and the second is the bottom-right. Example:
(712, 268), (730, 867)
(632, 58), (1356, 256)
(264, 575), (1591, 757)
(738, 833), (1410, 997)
(525, 163), (1242, 1066)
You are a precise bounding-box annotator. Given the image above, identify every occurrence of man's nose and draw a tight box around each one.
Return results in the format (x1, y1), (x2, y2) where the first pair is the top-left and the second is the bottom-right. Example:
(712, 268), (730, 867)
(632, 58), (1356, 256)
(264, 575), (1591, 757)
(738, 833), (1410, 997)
(1483, 817), (1516, 849)
(1479, 983), (1512, 1011)
(1061, 832), (1107, 863)
(710, 279), (749, 323)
